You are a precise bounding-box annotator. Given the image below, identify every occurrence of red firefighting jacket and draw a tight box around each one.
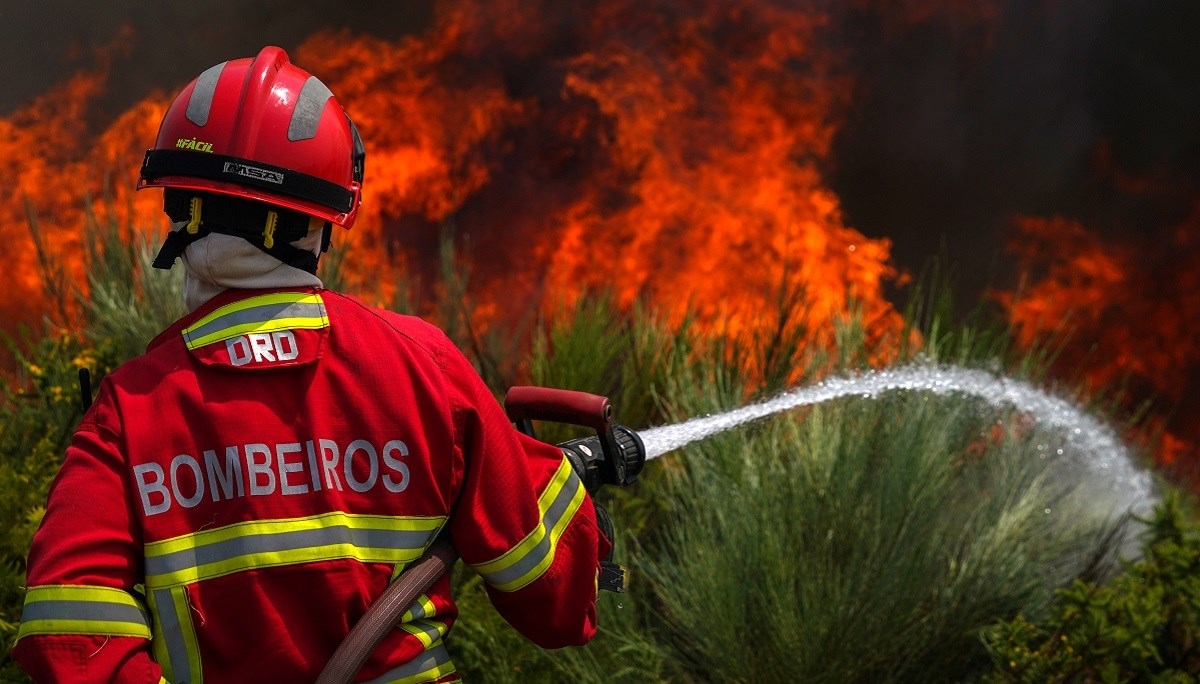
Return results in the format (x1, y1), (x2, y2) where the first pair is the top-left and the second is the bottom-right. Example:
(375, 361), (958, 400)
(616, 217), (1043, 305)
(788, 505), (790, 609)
(12, 287), (608, 683)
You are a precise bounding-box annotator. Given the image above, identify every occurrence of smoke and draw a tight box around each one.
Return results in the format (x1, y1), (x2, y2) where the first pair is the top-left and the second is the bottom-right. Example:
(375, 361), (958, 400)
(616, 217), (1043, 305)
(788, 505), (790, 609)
(818, 0), (1200, 479)
(827, 0), (1200, 300)
(0, 0), (435, 118)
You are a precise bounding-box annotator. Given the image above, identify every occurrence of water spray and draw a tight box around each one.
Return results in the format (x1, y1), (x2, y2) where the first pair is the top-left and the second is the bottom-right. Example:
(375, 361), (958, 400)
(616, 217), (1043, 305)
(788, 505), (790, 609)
(640, 363), (1157, 515)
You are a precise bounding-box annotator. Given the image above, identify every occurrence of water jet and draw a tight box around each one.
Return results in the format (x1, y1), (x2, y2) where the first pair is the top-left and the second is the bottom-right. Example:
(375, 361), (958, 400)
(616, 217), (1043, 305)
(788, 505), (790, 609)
(640, 364), (1157, 516)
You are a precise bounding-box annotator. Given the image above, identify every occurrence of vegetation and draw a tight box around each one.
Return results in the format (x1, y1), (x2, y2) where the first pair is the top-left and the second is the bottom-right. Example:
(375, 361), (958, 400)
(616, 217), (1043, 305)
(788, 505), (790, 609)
(983, 492), (1200, 682)
(0, 212), (1193, 682)
(0, 331), (122, 671)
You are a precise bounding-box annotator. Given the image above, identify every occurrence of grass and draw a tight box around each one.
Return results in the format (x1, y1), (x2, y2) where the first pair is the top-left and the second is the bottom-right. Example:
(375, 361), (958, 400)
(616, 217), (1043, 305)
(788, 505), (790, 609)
(635, 391), (1125, 682)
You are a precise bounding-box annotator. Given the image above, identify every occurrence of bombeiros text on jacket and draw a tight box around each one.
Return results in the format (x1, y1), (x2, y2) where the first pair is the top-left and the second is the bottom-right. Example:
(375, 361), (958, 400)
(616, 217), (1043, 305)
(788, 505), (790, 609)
(133, 436), (412, 516)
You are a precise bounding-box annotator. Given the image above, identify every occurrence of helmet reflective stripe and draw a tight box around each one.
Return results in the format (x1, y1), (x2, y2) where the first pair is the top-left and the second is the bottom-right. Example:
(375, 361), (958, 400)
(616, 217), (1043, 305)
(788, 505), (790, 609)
(288, 76), (335, 142)
(16, 585), (151, 640)
(185, 61), (227, 126)
(360, 644), (456, 684)
(470, 458), (586, 592)
(181, 291), (328, 350)
(149, 586), (202, 684)
(143, 512), (446, 587)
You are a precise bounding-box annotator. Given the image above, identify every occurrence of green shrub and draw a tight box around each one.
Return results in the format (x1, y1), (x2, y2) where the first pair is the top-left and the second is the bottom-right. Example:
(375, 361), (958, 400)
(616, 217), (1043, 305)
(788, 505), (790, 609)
(639, 388), (1129, 683)
(983, 493), (1200, 682)
(450, 277), (1145, 683)
(0, 332), (122, 679)
(79, 207), (185, 360)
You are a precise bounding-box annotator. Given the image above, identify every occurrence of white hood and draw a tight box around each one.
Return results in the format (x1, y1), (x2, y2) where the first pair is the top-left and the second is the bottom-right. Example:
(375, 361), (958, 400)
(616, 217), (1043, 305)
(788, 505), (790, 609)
(175, 221), (324, 311)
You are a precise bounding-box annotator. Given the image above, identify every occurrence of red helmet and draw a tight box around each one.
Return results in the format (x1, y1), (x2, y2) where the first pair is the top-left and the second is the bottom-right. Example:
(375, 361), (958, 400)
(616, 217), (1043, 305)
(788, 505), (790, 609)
(138, 46), (364, 229)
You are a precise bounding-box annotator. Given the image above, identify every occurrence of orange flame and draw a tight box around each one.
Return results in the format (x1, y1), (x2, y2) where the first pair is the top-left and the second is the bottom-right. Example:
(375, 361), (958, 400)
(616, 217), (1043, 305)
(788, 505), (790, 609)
(1001, 202), (1200, 484)
(0, 0), (906, 366)
(0, 51), (166, 328)
(5, 2), (1193, 480)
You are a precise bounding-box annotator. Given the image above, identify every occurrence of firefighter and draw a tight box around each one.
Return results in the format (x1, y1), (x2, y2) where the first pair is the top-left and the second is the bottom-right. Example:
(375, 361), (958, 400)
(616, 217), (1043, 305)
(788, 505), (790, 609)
(11, 46), (610, 683)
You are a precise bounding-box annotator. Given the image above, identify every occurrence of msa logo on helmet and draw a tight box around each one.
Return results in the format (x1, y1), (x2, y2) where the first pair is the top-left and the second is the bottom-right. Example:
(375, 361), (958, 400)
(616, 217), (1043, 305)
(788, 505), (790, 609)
(223, 161), (284, 185)
(226, 331), (299, 366)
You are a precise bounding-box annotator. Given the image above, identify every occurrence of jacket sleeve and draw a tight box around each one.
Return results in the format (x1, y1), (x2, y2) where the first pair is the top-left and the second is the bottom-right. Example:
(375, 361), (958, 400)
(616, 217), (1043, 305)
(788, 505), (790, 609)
(10, 384), (163, 684)
(441, 342), (611, 648)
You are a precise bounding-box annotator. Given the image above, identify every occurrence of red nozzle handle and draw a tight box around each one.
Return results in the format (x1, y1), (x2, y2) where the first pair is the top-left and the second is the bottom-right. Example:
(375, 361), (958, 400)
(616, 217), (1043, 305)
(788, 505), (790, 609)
(504, 386), (612, 433)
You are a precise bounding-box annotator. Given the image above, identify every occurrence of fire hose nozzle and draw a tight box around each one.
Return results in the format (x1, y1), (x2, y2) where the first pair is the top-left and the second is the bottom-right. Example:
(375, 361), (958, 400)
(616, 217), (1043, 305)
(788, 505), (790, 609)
(504, 386), (645, 491)
(558, 424), (645, 491)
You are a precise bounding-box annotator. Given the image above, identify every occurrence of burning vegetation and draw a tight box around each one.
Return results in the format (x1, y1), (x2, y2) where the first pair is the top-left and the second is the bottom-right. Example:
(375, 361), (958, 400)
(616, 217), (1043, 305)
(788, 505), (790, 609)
(1002, 203), (1200, 484)
(2, 1), (905, 349)
(0, 0), (1196, 477)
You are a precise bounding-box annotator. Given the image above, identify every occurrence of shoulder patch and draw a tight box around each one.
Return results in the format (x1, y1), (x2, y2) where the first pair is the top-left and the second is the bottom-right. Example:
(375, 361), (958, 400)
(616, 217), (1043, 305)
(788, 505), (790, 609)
(182, 292), (328, 370)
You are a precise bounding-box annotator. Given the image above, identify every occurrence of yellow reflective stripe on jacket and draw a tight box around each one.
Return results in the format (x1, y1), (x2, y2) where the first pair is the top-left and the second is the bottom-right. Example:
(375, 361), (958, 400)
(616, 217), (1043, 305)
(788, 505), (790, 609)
(144, 512), (445, 587)
(471, 458), (587, 592)
(16, 585), (150, 640)
(400, 618), (449, 649)
(396, 593), (448, 648)
(181, 291), (328, 350)
(401, 594), (437, 623)
(149, 586), (203, 684)
(362, 644), (457, 684)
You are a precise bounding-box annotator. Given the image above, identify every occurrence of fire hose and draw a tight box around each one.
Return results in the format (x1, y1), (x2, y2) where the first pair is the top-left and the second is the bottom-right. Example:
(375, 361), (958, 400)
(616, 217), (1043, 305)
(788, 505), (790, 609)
(315, 387), (645, 684)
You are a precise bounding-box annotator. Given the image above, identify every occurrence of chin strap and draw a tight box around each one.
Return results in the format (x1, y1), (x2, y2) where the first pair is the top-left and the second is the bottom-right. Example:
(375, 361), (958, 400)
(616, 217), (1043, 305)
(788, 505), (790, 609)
(153, 190), (327, 274)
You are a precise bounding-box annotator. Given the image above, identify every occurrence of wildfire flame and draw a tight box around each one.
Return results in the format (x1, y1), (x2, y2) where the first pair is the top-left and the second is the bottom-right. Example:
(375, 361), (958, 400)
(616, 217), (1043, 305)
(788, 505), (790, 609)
(1001, 202), (1200, 483)
(1, 1), (1194, 478)
(1, 0), (905, 357)
(0, 30), (166, 327)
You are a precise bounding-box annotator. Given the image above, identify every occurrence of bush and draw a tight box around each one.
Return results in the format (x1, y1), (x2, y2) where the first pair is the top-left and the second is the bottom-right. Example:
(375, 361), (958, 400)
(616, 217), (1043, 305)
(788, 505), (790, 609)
(637, 386), (1128, 683)
(446, 276), (1145, 683)
(78, 208), (185, 360)
(983, 493), (1200, 682)
(0, 332), (122, 679)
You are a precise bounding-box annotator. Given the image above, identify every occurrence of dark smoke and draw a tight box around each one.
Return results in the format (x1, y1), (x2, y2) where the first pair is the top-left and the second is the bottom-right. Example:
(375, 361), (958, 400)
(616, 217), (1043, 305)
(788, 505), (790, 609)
(0, 0), (435, 118)
(828, 0), (1200, 301)
(825, 0), (1200, 480)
